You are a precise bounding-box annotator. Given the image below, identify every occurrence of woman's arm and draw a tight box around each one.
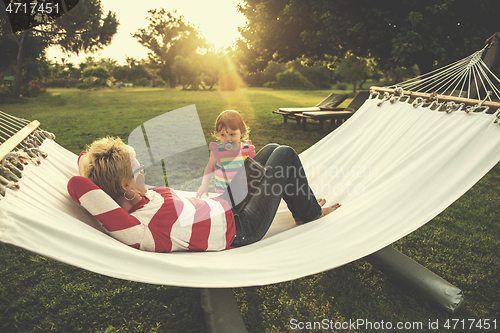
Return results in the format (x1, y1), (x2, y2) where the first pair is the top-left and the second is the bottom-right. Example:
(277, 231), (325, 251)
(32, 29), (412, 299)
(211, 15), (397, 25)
(77, 152), (86, 176)
(68, 176), (146, 249)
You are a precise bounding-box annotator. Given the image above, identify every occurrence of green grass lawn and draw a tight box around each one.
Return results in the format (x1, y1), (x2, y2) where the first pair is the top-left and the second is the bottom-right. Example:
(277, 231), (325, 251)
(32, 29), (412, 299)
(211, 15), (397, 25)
(0, 87), (499, 332)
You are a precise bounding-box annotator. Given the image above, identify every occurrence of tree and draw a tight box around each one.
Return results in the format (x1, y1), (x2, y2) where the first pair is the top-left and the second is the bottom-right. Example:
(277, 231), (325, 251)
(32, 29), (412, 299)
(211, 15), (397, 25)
(335, 54), (369, 93)
(133, 9), (205, 88)
(79, 65), (111, 88)
(2, 0), (118, 98)
(111, 65), (129, 82)
(1, 9), (48, 88)
(173, 55), (201, 89)
(94, 58), (118, 72)
(237, 0), (499, 75)
(199, 51), (226, 90)
(0, 10), (18, 74)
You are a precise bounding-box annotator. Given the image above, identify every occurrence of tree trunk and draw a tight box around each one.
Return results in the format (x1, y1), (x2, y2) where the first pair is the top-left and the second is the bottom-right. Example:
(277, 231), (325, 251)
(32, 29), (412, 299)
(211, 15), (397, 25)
(12, 31), (27, 99)
(169, 76), (176, 88)
(359, 79), (367, 90)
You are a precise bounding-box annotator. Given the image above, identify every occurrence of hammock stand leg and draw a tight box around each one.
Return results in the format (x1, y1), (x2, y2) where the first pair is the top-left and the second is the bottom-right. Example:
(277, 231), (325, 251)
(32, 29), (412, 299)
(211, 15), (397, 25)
(200, 288), (248, 333)
(470, 32), (500, 101)
(365, 246), (465, 313)
(199, 245), (464, 333)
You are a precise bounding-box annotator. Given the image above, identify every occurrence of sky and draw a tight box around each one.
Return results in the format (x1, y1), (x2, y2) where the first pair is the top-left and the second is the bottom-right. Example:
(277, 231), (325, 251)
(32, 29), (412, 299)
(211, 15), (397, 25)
(46, 0), (247, 65)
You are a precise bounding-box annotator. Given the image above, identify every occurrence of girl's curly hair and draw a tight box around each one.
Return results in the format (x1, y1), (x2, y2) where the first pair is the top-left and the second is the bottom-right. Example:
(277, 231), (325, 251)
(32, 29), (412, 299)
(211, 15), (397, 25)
(212, 110), (250, 141)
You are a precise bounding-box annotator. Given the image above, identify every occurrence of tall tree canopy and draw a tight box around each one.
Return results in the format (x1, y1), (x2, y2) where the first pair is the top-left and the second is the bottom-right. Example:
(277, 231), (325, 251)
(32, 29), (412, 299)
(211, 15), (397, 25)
(237, 0), (499, 75)
(1, 0), (118, 98)
(31, 0), (118, 54)
(133, 9), (205, 88)
(1, 9), (48, 90)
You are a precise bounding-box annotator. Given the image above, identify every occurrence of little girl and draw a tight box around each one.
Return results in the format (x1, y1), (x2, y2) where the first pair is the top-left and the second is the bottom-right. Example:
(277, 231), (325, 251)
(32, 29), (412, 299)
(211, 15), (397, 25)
(196, 110), (255, 198)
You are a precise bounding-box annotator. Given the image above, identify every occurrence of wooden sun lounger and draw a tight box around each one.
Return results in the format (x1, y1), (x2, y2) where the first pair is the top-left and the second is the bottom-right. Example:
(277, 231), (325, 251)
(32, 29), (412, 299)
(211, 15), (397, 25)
(272, 93), (348, 125)
(298, 91), (371, 130)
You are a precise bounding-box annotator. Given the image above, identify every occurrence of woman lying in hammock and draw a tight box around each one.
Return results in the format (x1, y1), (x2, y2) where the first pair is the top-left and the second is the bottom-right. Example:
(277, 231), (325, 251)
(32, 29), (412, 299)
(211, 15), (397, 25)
(67, 136), (340, 252)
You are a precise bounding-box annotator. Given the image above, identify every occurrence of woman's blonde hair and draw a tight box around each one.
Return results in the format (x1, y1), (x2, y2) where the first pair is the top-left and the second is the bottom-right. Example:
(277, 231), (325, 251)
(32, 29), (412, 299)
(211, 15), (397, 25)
(82, 136), (133, 199)
(213, 110), (250, 141)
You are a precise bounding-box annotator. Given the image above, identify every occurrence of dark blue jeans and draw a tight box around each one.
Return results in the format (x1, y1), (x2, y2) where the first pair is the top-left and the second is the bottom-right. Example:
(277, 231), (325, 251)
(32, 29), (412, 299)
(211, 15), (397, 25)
(221, 144), (322, 247)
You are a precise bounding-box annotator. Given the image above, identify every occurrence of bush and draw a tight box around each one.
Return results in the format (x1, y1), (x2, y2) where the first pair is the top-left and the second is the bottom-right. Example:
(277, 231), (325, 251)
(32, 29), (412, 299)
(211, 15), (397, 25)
(76, 82), (93, 90)
(152, 79), (165, 87)
(276, 69), (315, 89)
(336, 83), (348, 90)
(288, 59), (333, 89)
(41, 79), (81, 88)
(80, 66), (112, 89)
(77, 77), (110, 90)
(0, 84), (11, 98)
(247, 58), (335, 89)
(135, 78), (150, 87)
(263, 81), (278, 88)
(307, 65), (333, 89)
(262, 61), (286, 84)
(21, 81), (46, 97)
(244, 72), (262, 87)
(82, 66), (110, 80)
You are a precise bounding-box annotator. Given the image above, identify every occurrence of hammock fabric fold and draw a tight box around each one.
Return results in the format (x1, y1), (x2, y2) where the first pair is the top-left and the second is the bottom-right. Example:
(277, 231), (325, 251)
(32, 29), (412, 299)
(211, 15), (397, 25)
(1, 97), (500, 288)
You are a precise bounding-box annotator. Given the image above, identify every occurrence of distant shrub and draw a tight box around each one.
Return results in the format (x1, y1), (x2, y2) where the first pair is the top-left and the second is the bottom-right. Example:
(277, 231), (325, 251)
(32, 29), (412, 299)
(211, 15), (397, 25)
(21, 81), (46, 97)
(0, 84), (11, 98)
(244, 72), (261, 87)
(336, 83), (348, 90)
(76, 82), (92, 90)
(263, 61), (286, 84)
(152, 79), (165, 87)
(42, 79), (81, 88)
(248, 58), (335, 88)
(288, 59), (333, 89)
(263, 81), (278, 88)
(82, 66), (110, 80)
(80, 66), (112, 89)
(135, 78), (150, 87)
(276, 69), (314, 89)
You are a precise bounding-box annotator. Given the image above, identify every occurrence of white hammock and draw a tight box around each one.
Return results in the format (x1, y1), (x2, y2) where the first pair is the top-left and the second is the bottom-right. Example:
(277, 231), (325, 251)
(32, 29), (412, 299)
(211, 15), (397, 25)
(2, 95), (500, 288)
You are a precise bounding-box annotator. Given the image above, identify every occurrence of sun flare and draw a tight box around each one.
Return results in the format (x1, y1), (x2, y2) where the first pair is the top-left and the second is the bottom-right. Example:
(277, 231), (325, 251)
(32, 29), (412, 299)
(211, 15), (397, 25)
(46, 0), (246, 64)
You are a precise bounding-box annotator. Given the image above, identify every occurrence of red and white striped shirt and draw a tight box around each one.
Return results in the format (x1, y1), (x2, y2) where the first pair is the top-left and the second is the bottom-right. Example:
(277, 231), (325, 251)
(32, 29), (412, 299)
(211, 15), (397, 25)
(68, 176), (235, 252)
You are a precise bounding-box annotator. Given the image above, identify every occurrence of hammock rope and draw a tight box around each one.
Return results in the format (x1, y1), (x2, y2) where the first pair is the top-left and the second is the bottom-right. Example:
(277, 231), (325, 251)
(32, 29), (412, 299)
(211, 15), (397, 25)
(0, 111), (55, 197)
(371, 44), (500, 115)
(389, 46), (500, 100)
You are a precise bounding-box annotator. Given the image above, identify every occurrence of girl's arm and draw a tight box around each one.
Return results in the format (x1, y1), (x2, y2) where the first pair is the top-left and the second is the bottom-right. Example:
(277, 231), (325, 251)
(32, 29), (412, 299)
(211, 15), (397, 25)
(196, 153), (215, 198)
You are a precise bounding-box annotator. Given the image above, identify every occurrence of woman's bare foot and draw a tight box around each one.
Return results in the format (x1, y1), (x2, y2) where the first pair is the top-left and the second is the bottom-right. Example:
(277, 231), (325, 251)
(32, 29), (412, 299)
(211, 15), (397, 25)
(317, 198), (327, 207)
(295, 199), (339, 224)
(319, 203), (341, 218)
